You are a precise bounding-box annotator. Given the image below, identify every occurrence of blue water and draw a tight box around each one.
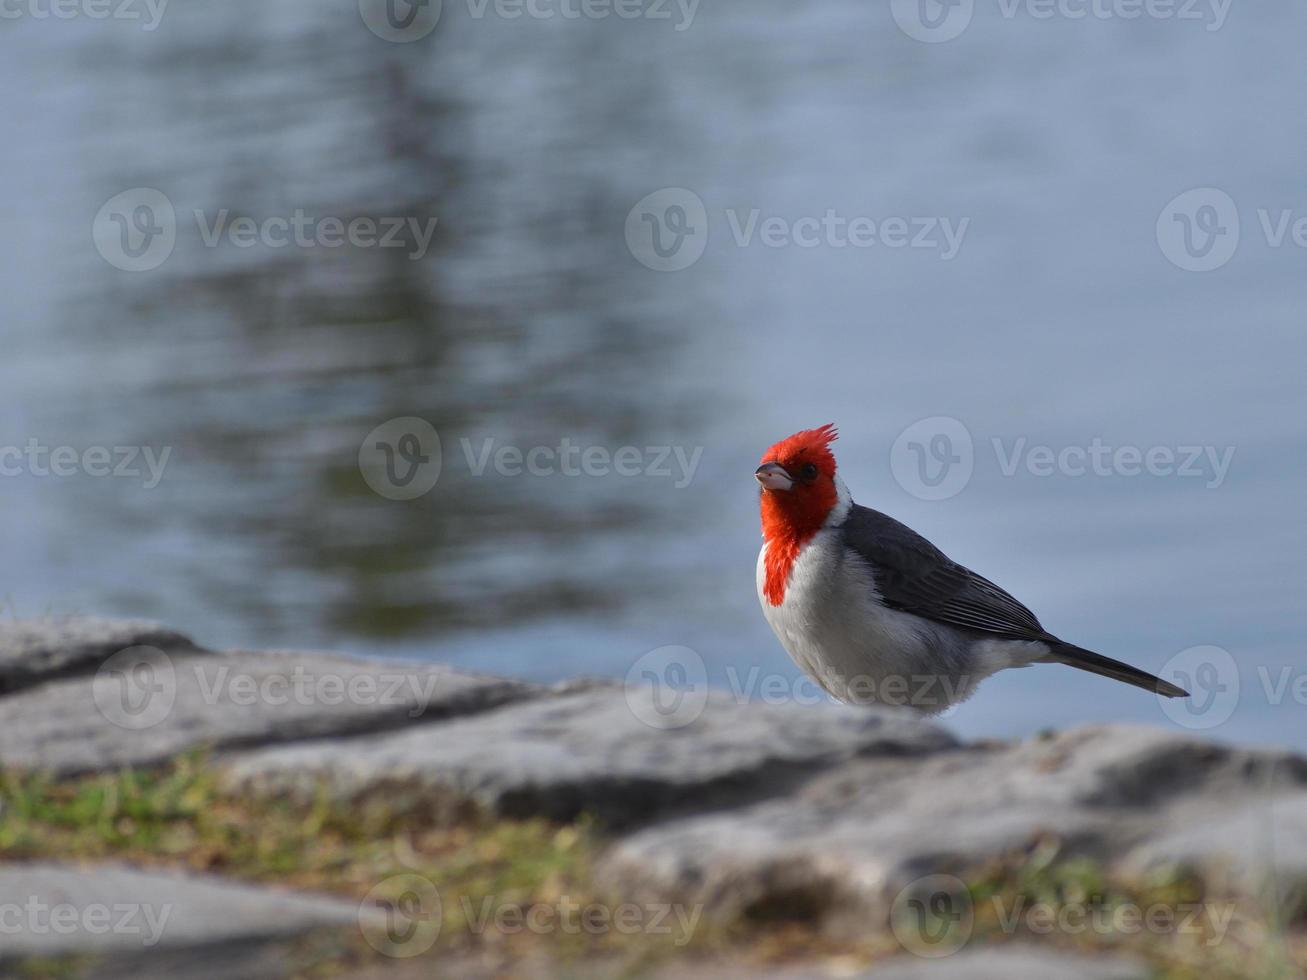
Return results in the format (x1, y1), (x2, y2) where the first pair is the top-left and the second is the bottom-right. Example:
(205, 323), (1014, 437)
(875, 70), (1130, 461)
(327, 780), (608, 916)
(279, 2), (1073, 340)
(1, 1), (1303, 748)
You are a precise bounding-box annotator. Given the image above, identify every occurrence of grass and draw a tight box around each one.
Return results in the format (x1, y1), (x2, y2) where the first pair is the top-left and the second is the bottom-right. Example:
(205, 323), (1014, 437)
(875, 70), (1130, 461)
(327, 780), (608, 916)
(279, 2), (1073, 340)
(2, 752), (589, 896)
(962, 840), (1303, 979)
(0, 754), (627, 975)
(0, 755), (1304, 978)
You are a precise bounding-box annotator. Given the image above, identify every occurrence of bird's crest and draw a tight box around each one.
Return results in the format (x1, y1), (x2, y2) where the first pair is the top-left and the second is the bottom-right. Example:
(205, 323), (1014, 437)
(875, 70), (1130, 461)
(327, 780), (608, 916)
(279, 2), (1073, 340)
(760, 423), (839, 469)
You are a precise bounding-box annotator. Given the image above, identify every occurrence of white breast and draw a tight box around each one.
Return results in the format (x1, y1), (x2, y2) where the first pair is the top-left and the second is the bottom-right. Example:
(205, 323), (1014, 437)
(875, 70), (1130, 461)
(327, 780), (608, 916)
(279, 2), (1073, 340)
(758, 509), (988, 710)
(757, 529), (943, 703)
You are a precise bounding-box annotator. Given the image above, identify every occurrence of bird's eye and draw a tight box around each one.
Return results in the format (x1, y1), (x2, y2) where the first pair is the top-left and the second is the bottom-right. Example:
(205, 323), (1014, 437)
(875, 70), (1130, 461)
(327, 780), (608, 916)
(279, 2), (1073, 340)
(800, 463), (819, 480)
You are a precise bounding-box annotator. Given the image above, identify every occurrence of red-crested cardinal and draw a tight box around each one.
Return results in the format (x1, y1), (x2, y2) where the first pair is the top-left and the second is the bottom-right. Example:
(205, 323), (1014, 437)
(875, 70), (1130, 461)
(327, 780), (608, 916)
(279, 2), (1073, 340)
(756, 424), (1189, 713)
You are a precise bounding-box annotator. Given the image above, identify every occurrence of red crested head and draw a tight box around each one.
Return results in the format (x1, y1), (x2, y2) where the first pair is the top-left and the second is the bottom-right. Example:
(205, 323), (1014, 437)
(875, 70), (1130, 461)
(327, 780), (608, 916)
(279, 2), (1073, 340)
(758, 424), (839, 483)
(756, 424), (841, 605)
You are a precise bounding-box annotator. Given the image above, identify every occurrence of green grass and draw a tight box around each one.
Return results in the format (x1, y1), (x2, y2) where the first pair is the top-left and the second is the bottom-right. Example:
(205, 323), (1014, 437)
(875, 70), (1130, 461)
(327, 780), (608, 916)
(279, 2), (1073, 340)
(0, 754), (692, 977)
(961, 839), (1303, 979)
(2, 753), (588, 892)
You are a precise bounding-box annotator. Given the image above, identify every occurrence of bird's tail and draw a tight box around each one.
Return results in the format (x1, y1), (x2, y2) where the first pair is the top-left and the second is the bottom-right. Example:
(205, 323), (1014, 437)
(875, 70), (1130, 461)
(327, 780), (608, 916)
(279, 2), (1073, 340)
(1044, 641), (1189, 699)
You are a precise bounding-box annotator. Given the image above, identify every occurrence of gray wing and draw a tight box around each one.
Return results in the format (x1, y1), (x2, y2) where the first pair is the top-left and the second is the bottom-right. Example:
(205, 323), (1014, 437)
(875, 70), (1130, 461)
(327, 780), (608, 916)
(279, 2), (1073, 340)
(840, 504), (1049, 641)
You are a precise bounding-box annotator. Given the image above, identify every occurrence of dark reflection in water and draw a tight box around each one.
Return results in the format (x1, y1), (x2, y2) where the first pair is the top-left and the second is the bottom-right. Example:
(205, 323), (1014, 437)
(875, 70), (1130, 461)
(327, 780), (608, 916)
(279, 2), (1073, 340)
(25, 7), (707, 648)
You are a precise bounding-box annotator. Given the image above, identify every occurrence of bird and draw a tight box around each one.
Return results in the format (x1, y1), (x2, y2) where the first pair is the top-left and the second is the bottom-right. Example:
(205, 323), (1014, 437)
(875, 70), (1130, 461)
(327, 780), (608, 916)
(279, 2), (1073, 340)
(755, 424), (1189, 713)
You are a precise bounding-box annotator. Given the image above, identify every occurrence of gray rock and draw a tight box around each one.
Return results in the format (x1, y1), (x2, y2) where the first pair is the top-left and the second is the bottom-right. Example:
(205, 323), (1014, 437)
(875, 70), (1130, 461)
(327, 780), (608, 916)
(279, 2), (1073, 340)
(863, 947), (1150, 980)
(0, 863), (364, 958)
(1124, 790), (1307, 891)
(601, 724), (1307, 927)
(0, 616), (198, 693)
(223, 686), (956, 827)
(0, 646), (539, 775)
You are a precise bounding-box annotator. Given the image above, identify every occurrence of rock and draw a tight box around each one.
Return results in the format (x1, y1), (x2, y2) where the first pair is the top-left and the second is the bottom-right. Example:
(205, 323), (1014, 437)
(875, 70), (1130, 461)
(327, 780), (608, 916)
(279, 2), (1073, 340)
(858, 947), (1150, 980)
(223, 685), (956, 827)
(0, 645), (539, 775)
(600, 724), (1307, 927)
(0, 863), (364, 960)
(0, 617), (198, 694)
(1123, 790), (1307, 892)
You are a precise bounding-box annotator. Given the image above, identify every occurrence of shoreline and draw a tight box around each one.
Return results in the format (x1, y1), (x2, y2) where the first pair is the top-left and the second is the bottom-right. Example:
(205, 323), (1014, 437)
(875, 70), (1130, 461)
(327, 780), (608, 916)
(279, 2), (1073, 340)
(0, 617), (1301, 979)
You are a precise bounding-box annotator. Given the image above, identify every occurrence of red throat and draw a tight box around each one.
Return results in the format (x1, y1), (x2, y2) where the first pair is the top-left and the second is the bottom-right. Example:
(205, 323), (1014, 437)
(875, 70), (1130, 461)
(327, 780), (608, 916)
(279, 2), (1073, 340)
(758, 425), (839, 606)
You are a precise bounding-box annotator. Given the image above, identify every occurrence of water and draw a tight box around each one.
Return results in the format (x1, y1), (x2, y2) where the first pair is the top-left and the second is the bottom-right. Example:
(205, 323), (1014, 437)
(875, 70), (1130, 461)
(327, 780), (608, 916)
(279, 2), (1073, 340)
(2, 1), (1303, 748)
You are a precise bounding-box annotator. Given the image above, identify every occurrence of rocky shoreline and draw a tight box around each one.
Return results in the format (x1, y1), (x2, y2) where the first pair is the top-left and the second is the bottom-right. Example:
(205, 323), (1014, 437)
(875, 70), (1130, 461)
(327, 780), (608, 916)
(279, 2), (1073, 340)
(0, 618), (1302, 978)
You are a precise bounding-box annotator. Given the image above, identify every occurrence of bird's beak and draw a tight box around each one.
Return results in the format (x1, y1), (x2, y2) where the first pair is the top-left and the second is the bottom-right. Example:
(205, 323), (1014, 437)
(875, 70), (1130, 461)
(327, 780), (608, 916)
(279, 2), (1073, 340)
(755, 462), (793, 491)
